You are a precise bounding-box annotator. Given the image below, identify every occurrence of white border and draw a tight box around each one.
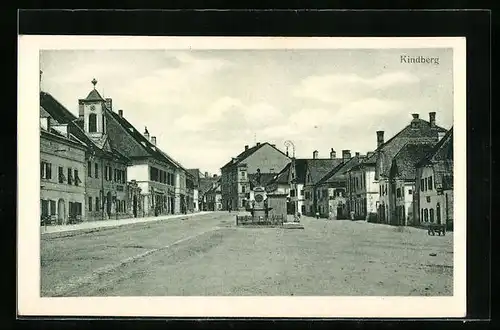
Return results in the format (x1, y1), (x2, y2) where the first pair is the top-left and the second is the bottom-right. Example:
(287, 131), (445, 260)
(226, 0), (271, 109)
(18, 36), (466, 318)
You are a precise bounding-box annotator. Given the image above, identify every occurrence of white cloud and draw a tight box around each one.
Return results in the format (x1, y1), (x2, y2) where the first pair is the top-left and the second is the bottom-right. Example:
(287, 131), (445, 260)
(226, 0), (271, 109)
(173, 97), (284, 133)
(293, 71), (419, 104)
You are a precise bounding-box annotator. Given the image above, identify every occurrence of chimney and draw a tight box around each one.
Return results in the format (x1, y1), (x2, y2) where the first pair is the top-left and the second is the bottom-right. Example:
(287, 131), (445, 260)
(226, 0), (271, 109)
(355, 152), (360, 157)
(313, 150), (319, 159)
(205, 171), (208, 178)
(376, 131), (385, 148)
(105, 98), (112, 111)
(437, 131), (446, 141)
(429, 112), (436, 127)
(144, 127), (150, 141)
(256, 142), (261, 147)
(330, 148), (336, 159)
(412, 113), (419, 119)
(342, 149), (351, 161)
(46, 117), (51, 131)
(213, 174), (217, 178)
(151, 136), (157, 146)
(118, 109), (123, 118)
(245, 145), (249, 151)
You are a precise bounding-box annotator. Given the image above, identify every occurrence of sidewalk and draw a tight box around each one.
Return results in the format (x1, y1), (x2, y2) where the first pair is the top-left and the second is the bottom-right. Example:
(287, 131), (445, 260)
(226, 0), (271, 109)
(41, 211), (212, 235)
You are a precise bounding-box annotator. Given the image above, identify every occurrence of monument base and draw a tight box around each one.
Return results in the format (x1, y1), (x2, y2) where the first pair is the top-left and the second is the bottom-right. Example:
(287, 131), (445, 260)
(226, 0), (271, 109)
(282, 222), (305, 229)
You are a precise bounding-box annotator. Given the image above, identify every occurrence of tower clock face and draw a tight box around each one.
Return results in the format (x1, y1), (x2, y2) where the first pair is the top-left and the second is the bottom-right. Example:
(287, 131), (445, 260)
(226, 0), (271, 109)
(90, 105), (96, 111)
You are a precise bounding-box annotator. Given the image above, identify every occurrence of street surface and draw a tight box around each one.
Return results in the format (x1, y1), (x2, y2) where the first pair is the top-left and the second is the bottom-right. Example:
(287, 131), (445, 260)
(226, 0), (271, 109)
(41, 212), (453, 296)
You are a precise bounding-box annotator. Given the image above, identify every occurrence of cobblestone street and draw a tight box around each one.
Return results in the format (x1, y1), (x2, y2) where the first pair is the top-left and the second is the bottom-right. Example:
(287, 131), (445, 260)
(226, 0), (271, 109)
(41, 212), (453, 297)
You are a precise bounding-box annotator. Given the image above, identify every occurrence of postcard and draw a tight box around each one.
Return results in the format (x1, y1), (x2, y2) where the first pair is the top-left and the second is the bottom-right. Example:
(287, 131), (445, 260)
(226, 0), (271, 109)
(18, 36), (466, 318)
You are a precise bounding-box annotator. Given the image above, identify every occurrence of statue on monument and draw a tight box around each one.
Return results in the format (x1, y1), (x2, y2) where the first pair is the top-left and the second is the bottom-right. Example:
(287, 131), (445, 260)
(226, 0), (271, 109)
(256, 168), (262, 186)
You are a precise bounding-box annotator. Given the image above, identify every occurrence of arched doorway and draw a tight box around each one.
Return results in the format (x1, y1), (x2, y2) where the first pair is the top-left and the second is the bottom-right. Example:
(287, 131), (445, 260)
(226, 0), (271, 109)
(133, 195), (138, 217)
(57, 198), (65, 225)
(106, 191), (112, 217)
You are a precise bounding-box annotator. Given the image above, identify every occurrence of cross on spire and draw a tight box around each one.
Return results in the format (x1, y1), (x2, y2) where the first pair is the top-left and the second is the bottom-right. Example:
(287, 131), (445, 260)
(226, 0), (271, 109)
(91, 78), (98, 89)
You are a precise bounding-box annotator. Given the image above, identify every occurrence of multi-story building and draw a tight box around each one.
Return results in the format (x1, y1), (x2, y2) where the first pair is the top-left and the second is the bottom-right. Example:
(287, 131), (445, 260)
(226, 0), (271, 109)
(387, 143), (435, 226)
(220, 142), (290, 211)
(346, 151), (378, 221)
(187, 169), (201, 212)
(206, 179), (222, 211)
(373, 112), (448, 224)
(100, 89), (189, 216)
(315, 153), (363, 219)
(415, 128), (454, 230)
(303, 149), (344, 216)
(40, 109), (86, 225)
(41, 87), (131, 222)
(199, 173), (220, 211)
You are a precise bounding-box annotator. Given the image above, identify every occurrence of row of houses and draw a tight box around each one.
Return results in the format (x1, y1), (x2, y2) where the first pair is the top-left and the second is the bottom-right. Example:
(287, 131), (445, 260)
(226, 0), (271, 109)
(219, 112), (453, 229)
(40, 78), (202, 225)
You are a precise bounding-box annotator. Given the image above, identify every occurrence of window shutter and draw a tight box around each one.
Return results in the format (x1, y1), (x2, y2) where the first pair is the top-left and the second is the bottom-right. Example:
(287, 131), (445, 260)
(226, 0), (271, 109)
(47, 163), (52, 179)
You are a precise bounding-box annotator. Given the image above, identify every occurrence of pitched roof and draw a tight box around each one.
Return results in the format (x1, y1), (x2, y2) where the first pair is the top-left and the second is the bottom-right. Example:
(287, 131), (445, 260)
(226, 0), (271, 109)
(416, 127), (453, 189)
(221, 142), (289, 169)
(187, 169), (200, 186)
(390, 143), (436, 181)
(199, 177), (219, 196)
(374, 119), (448, 178)
(40, 92), (130, 164)
(317, 156), (365, 186)
(293, 159), (309, 184)
(416, 127), (454, 167)
(40, 126), (88, 149)
(305, 158), (344, 185)
(106, 108), (183, 169)
(249, 173), (277, 189)
(271, 162), (292, 185)
(85, 89), (105, 101)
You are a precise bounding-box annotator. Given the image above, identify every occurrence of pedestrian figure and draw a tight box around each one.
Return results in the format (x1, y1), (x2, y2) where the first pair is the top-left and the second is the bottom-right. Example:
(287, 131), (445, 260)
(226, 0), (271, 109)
(350, 210), (355, 220)
(315, 211), (320, 219)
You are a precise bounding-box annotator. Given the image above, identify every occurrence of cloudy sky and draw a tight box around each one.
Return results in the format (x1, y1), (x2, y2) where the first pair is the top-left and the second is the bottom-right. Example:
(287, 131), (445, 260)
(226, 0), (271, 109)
(40, 48), (453, 174)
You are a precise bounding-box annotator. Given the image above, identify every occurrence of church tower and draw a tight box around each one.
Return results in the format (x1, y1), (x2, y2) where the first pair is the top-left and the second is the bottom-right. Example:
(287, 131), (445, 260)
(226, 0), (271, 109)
(79, 78), (108, 141)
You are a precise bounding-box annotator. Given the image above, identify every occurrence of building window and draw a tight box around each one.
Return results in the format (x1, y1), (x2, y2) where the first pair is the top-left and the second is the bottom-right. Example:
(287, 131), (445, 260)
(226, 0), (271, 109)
(428, 176), (433, 190)
(87, 161), (92, 177)
(241, 171), (246, 178)
(50, 200), (56, 215)
(40, 161), (52, 180)
(40, 200), (49, 217)
(88, 113), (97, 133)
(408, 189), (412, 195)
(74, 169), (81, 186)
(396, 188), (401, 198)
(424, 178), (428, 191)
(300, 190), (304, 196)
(95, 163), (99, 178)
(89, 197), (93, 211)
(58, 166), (64, 183)
(67, 168), (73, 185)
(429, 208), (435, 223)
(424, 208), (429, 222)
(290, 189), (296, 197)
(242, 185), (246, 193)
(421, 209), (424, 222)
(420, 179), (424, 191)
